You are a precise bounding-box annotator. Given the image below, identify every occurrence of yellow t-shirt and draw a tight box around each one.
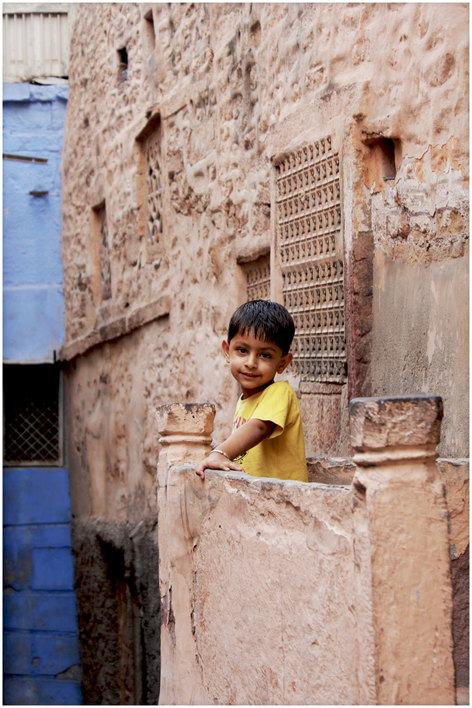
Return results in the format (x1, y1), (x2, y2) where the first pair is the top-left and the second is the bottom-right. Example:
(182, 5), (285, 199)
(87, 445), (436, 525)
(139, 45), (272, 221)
(232, 381), (308, 482)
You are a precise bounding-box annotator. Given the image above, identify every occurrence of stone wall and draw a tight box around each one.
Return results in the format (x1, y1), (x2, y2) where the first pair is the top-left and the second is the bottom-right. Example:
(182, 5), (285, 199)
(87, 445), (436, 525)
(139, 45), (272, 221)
(72, 518), (160, 704)
(61, 2), (468, 459)
(60, 3), (468, 703)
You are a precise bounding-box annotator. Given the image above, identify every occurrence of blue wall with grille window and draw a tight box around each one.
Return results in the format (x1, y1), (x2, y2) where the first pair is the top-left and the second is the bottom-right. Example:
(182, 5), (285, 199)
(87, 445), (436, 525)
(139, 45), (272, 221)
(3, 84), (82, 705)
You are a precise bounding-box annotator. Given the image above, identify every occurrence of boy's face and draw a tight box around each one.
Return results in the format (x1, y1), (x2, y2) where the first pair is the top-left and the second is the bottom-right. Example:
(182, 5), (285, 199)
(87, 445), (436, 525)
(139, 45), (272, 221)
(222, 329), (292, 398)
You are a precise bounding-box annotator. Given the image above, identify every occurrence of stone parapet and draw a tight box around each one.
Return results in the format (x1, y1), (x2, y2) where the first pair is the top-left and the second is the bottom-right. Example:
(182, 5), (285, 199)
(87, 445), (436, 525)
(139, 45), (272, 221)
(307, 456), (356, 485)
(156, 397), (457, 705)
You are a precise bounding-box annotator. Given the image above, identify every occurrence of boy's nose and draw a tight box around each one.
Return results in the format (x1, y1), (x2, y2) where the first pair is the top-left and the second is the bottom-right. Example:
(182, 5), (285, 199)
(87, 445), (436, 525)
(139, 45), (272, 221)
(247, 352), (257, 368)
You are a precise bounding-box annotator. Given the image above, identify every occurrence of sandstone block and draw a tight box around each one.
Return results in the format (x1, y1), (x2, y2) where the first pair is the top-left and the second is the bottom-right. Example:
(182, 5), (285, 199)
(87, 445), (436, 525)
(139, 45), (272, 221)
(350, 394), (443, 452)
(156, 402), (215, 436)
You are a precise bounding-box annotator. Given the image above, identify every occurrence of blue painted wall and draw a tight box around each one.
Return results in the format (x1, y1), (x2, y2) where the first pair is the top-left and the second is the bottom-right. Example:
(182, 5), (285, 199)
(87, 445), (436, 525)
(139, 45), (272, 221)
(3, 469), (82, 705)
(3, 84), (82, 704)
(3, 83), (68, 362)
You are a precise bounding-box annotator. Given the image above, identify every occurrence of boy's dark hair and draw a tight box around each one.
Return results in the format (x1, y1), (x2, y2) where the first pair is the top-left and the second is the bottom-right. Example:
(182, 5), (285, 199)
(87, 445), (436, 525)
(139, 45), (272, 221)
(228, 300), (295, 355)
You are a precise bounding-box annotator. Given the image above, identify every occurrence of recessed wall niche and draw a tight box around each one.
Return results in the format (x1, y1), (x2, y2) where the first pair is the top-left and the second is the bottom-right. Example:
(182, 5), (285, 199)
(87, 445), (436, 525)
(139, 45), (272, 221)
(143, 9), (156, 56)
(136, 113), (163, 263)
(91, 199), (112, 305)
(117, 46), (128, 83)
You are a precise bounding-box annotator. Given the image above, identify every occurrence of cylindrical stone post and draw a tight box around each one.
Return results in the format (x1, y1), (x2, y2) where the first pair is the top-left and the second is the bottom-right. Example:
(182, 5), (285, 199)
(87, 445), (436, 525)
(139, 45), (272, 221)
(350, 396), (455, 705)
(156, 402), (215, 467)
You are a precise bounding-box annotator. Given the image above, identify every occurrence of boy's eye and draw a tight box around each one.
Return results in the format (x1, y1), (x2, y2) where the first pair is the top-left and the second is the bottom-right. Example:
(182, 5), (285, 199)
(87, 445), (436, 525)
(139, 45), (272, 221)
(260, 352), (272, 359)
(236, 347), (247, 354)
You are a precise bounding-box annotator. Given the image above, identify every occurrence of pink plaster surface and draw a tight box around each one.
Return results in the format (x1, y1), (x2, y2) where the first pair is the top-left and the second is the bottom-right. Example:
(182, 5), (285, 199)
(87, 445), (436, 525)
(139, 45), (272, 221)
(158, 467), (376, 704)
(157, 396), (456, 705)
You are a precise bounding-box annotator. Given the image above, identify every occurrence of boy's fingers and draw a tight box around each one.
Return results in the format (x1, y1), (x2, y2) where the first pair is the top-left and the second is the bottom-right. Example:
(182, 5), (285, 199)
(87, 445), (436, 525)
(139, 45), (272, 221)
(195, 460), (243, 477)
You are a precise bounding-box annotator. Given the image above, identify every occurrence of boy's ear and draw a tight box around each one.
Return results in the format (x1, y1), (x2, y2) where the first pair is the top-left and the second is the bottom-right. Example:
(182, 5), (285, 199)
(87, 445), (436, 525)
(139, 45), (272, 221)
(222, 340), (230, 362)
(277, 352), (292, 374)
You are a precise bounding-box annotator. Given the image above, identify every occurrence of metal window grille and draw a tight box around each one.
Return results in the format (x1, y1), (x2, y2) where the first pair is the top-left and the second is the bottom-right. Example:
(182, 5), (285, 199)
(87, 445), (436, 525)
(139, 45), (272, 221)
(275, 137), (347, 383)
(244, 254), (271, 301)
(3, 364), (62, 466)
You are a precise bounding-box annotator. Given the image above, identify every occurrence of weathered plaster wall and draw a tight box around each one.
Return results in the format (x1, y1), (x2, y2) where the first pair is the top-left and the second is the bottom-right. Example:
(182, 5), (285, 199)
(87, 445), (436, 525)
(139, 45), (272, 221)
(61, 2), (468, 464)
(61, 3), (468, 702)
(159, 467), (374, 705)
(371, 215), (468, 458)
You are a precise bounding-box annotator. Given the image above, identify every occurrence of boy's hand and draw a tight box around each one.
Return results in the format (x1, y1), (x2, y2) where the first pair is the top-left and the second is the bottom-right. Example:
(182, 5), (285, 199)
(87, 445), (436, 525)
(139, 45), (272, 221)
(195, 451), (244, 480)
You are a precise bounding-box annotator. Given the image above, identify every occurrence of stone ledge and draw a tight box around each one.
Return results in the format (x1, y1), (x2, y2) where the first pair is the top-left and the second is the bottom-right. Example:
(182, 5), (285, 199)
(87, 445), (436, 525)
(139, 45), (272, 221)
(58, 295), (170, 361)
(235, 241), (270, 265)
(300, 381), (346, 395)
(307, 457), (355, 485)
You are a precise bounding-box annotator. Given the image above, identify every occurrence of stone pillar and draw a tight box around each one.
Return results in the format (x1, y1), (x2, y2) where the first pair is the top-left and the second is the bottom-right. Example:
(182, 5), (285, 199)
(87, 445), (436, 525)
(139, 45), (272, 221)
(350, 396), (455, 705)
(155, 403), (215, 705)
(156, 402), (215, 468)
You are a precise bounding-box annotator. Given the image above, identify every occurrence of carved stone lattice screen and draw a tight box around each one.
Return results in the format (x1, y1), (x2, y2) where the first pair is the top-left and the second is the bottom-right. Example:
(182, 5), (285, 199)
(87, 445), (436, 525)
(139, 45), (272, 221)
(275, 137), (346, 383)
(144, 127), (163, 249)
(244, 254), (270, 301)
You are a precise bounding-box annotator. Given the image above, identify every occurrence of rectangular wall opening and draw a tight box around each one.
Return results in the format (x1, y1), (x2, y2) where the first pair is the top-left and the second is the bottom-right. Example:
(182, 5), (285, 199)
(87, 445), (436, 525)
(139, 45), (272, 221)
(91, 200), (112, 304)
(136, 113), (163, 263)
(3, 363), (63, 466)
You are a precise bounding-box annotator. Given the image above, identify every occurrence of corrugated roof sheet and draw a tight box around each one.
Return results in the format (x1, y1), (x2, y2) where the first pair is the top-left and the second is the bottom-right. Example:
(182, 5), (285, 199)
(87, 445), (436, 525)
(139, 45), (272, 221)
(3, 5), (70, 82)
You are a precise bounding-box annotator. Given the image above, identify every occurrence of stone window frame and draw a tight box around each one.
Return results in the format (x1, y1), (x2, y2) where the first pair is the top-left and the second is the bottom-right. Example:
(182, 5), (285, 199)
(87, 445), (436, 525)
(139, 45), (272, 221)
(269, 127), (375, 402)
(271, 137), (347, 388)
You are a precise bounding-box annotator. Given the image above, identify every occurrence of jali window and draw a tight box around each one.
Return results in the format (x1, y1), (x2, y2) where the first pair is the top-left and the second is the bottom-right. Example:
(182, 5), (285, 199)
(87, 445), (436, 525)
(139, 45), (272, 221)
(275, 137), (346, 383)
(243, 254), (271, 301)
(136, 113), (163, 262)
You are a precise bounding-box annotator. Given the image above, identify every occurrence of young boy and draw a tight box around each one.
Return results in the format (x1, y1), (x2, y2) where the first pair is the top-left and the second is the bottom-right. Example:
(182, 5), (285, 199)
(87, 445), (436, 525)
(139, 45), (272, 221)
(196, 300), (307, 482)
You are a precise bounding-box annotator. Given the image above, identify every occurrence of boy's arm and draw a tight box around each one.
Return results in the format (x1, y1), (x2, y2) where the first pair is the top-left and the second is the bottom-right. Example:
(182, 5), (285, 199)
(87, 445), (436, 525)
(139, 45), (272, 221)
(195, 418), (275, 479)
